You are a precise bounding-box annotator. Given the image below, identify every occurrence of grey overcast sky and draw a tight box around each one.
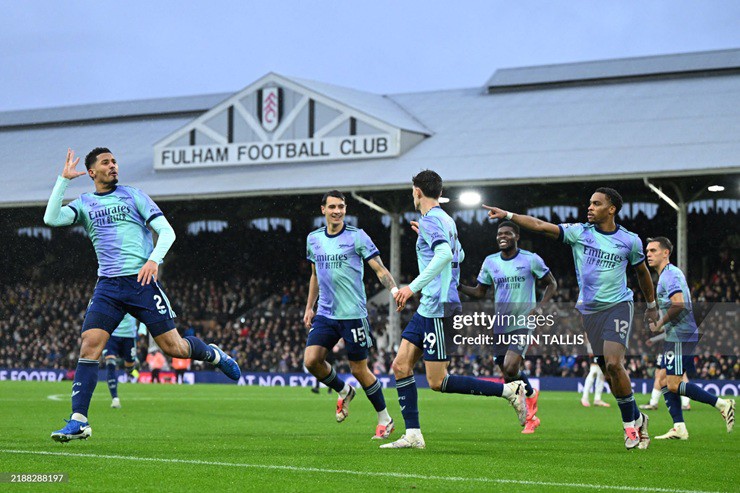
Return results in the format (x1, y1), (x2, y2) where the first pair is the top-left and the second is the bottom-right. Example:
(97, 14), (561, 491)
(2, 1), (739, 112)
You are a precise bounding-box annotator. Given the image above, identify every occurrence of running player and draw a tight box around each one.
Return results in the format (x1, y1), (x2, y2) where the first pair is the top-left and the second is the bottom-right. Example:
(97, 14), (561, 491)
(381, 170), (526, 450)
(645, 236), (734, 439)
(458, 221), (558, 433)
(303, 190), (397, 439)
(483, 187), (656, 450)
(45, 148), (241, 442)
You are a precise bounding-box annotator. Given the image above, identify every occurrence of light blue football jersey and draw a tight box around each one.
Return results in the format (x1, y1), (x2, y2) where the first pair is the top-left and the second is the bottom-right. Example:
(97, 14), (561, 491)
(67, 185), (163, 277)
(306, 224), (379, 320)
(558, 223), (644, 314)
(415, 206), (463, 318)
(478, 249), (549, 331)
(657, 264), (699, 342)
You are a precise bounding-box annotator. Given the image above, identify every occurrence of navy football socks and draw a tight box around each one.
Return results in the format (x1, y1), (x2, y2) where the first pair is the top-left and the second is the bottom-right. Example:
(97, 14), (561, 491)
(72, 358), (100, 418)
(363, 379), (387, 412)
(679, 381), (718, 407)
(440, 374), (505, 396)
(106, 359), (118, 399)
(396, 375), (420, 429)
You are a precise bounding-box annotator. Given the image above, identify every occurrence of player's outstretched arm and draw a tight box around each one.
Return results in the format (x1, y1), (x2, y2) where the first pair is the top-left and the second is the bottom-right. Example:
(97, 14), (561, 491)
(482, 205), (560, 240)
(458, 283), (489, 300)
(44, 149), (85, 227)
(303, 264), (319, 329)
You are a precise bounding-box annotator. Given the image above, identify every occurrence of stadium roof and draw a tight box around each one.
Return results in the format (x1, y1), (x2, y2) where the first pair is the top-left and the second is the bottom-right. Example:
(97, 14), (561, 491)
(1, 48), (740, 207)
(486, 48), (740, 90)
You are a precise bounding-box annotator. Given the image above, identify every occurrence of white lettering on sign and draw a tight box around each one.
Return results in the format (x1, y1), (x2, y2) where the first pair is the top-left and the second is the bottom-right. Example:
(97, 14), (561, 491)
(155, 135), (397, 170)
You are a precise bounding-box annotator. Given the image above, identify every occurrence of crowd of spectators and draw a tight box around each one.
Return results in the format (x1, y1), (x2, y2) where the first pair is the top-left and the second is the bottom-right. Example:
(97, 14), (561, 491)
(1, 206), (737, 381)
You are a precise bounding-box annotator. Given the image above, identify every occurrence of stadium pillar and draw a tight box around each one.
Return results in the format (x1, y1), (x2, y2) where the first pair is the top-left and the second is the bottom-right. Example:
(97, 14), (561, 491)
(643, 178), (689, 276)
(676, 199), (688, 277)
(388, 212), (401, 350)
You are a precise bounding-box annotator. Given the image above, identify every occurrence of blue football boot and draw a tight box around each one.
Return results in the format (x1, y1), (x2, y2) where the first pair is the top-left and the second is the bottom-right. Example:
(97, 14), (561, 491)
(51, 416), (92, 442)
(209, 344), (241, 381)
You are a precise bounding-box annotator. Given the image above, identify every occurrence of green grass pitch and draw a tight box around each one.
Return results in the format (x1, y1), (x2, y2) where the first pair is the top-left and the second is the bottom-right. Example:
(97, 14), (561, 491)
(0, 381), (737, 492)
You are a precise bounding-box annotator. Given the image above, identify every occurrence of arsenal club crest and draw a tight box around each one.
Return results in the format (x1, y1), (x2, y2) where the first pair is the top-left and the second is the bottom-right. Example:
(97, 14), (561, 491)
(260, 87), (281, 132)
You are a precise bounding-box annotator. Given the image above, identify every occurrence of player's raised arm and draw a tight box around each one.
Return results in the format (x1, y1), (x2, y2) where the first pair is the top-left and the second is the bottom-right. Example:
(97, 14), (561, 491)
(482, 205), (560, 240)
(44, 149), (86, 227)
(303, 263), (319, 329)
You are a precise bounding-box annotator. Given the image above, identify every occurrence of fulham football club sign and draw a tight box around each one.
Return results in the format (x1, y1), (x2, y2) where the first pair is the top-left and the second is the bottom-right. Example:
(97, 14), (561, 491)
(153, 73), (428, 170)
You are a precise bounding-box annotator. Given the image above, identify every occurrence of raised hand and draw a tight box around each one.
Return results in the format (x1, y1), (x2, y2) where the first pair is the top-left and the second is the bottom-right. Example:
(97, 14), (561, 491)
(410, 220), (420, 235)
(482, 204), (507, 220)
(62, 148), (86, 180)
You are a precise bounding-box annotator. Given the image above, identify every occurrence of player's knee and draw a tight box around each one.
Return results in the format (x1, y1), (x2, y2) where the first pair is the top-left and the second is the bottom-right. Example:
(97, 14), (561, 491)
(304, 355), (325, 374)
(428, 375), (444, 392)
(350, 364), (369, 381)
(666, 379), (680, 393)
(604, 360), (623, 377)
(390, 359), (412, 378)
(502, 363), (519, 381)
(80, 342), (105, 360)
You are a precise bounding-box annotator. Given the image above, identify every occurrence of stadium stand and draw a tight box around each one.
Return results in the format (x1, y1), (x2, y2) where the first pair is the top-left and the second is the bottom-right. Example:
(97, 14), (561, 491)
(1, 209), (736, 381)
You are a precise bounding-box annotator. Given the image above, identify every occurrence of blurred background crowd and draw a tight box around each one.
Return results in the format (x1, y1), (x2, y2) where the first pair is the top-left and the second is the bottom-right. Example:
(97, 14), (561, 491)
(1, 207), (737, 381)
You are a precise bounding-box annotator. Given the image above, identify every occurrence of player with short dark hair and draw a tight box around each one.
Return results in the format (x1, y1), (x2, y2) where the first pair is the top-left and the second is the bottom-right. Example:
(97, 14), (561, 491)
(381, 170), (527, 450)
(102, 313), (140, 409)
(303, 190), (397, 439)
(45, 148), (241, 442)
(645, 237), (734, 439)
(459, 220), (558, 434)
(483, 188), (657, 450)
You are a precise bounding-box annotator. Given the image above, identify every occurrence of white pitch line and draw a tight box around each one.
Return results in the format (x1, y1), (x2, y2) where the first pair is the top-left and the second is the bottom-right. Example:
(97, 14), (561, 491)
(39, 394), (320, 402)
(0, 449), (724, 493)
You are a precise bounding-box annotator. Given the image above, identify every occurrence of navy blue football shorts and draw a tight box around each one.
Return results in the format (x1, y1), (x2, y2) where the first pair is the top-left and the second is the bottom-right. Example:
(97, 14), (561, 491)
(662, 340), (696, 376)
(306, 315), (373, 362)
(82, 275), (176, 337)
(103, 335), (137, 363)
(401, 312), (456, 362)
(581, 301), (634, 352)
